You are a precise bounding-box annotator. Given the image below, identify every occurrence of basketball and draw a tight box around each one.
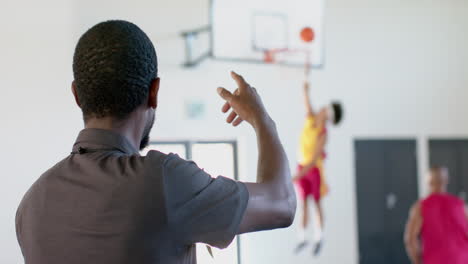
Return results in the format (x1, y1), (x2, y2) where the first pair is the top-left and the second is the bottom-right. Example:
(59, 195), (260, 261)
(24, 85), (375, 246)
(300, 27), (315, 43)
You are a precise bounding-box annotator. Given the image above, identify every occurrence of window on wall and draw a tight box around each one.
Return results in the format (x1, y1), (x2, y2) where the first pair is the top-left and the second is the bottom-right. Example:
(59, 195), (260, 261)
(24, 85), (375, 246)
(141, 142), (188, 159)
(141, 140), (240, 264)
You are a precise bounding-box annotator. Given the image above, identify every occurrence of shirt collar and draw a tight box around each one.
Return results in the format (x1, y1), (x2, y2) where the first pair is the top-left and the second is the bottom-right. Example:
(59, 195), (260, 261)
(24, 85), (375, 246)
(72, 128), (140, 155)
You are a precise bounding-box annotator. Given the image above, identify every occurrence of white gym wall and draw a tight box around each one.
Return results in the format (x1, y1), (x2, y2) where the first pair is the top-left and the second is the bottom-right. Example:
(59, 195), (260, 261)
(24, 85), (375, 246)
(1, 0), (467, 263)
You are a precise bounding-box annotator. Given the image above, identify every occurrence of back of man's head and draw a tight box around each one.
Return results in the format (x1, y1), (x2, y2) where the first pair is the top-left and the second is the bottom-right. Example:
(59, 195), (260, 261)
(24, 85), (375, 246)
(73, 20), (157, 121)
(428, 166), (449, 191)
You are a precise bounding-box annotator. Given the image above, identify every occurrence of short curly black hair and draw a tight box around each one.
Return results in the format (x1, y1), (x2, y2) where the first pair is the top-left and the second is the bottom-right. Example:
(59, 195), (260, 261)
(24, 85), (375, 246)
(73, 20), (157, 121)
(331, 102), (343, 125)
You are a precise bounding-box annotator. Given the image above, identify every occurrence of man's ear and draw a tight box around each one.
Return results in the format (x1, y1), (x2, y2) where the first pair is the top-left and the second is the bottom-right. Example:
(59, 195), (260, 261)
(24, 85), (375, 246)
(71, 81), (81, 108)
(148, 78), (160, 109)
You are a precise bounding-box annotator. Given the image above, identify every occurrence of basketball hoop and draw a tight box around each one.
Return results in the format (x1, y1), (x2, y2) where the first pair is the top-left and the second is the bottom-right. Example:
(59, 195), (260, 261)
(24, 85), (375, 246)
(263, 50), (275, 63)
(263, 27), (315, 66)
(263, 48), (289, 64)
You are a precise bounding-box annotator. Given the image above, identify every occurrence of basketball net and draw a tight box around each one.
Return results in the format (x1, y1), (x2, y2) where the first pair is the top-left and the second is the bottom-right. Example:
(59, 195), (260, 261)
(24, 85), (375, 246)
(263, 48), (289, 64)
(263, 50), (275, 63)
(263, 48), (312, 66)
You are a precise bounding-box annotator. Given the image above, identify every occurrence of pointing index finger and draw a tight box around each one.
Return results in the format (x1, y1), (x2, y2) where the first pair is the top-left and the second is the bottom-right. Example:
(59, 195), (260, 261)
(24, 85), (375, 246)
(231, 71), (249, 91)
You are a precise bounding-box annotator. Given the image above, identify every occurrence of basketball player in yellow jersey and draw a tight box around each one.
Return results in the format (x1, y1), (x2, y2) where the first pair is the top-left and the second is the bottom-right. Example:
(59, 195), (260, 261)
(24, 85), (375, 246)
(293, 81), (343, 256)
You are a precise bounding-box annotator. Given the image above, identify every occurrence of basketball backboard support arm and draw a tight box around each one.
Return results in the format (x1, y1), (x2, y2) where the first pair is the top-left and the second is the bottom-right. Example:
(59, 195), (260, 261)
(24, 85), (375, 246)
(181, 26), (212, 67)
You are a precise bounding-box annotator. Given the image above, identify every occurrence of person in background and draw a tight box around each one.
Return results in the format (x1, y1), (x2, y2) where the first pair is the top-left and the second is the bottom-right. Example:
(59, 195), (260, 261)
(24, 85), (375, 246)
(293, 81), (343, 256)
(405, 167), (468, 264)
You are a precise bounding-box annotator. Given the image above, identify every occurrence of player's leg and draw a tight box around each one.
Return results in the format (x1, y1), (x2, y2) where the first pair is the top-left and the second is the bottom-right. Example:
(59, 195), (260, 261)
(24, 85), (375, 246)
(312, 199), (324, 256)
(294, 197), (309, 254)
(302, 197), (309, 230)
(310, 167), (325, 256)
(294, 167), (312, 254)
(315, 199), (324, 231)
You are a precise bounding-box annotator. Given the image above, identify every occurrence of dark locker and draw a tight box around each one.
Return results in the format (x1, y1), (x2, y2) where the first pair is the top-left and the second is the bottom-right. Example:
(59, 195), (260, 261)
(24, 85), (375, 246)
(429, 140), (468, 202)
(355, 140), (418, 264)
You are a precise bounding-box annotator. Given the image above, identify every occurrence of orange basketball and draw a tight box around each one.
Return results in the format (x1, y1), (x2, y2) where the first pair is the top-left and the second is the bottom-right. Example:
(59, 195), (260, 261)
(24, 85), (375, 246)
(300, 27), (315, 43)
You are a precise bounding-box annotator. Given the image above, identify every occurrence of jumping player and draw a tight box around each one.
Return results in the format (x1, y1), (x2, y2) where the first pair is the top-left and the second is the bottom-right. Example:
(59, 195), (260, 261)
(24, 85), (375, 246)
(293, 81), (343, 256)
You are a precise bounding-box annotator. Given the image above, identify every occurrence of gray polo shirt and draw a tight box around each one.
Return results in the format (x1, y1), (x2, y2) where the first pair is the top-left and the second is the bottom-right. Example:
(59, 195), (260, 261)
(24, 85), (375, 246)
(16, 128), (248, 264)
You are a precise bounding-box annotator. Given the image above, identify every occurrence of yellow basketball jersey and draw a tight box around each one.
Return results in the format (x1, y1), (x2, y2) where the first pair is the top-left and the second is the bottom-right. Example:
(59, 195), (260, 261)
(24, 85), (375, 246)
(299, 115), (323, 166)
(299, 115), (329, 197)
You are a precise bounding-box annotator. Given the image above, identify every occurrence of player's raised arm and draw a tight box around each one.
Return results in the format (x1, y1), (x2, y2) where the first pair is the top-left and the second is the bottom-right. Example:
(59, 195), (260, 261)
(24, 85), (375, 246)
(217, 71), (296, 233)
(303, 81), (315, 117)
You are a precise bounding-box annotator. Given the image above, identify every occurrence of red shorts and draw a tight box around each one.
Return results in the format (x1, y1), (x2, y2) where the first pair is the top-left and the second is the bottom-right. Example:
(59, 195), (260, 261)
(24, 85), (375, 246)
(295, 165), (321, 202)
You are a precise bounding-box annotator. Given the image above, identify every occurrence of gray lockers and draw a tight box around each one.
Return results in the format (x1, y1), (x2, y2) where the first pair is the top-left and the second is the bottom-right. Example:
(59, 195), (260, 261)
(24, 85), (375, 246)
(429, 139), (468, 202)
(355, 140), (418, 264)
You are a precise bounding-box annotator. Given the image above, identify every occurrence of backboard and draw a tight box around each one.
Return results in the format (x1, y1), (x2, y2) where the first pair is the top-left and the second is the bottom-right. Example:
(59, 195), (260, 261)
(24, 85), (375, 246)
(211, 0), (325, 68)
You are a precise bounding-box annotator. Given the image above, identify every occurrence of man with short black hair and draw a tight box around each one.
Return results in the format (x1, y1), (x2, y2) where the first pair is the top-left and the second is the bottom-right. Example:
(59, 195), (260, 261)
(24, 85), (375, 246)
(15, 20), (296, 264)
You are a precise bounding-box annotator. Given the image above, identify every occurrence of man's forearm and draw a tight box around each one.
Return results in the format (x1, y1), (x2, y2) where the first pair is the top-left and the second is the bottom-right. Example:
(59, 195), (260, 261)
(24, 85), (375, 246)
(405, 241), (421, 264)
(254, 117), (295, 209)
(254, 117), (290, 184)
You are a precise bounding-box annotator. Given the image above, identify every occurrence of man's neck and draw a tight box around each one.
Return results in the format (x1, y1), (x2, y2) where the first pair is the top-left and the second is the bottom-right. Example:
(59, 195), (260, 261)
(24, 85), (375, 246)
(430, 188), (447, 195)
(85, 116), (142, 151)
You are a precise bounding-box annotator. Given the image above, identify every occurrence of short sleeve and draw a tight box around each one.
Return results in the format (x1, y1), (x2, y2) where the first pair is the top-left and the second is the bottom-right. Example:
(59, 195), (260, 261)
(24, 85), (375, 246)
(162, 154), (249, 249)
